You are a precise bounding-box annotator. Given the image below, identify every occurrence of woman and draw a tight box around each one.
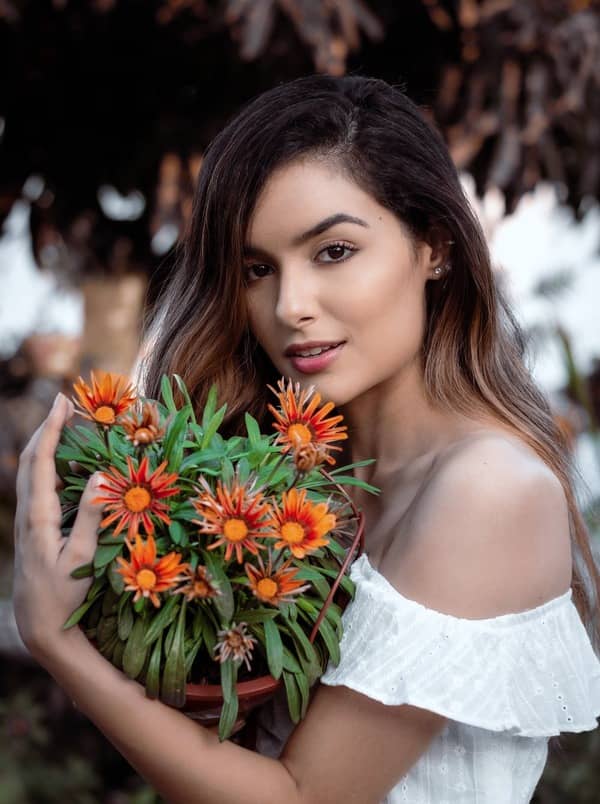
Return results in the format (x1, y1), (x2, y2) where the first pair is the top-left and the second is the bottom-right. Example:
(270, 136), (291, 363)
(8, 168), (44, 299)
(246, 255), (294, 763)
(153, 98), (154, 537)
(13, 74), (600, 802)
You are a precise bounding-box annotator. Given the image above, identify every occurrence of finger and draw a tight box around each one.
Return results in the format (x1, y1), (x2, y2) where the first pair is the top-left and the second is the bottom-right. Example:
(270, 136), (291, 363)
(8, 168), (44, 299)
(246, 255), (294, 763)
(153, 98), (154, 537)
(16, 418), (48, 502)
(29, 394), (72, 501)
(59, 473), (104, 568)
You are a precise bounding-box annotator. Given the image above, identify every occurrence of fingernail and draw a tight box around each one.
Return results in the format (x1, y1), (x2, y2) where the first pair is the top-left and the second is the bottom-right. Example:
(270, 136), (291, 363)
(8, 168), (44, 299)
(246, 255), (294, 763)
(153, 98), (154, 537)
(51, 392), (62, 410)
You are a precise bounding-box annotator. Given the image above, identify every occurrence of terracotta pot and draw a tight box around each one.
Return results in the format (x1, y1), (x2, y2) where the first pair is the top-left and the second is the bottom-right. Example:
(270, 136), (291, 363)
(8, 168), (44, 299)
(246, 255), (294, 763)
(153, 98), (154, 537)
(183, 673), (283, 727)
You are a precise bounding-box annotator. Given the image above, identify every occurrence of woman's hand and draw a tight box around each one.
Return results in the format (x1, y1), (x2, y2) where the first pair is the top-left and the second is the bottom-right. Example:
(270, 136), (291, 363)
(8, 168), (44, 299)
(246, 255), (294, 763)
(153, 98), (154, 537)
(13, 392), (103, 661)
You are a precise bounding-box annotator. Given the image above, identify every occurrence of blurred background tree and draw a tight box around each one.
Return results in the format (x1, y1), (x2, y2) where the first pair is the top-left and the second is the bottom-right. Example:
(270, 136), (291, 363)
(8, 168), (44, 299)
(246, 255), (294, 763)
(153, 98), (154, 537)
(1, 1), (599, 801)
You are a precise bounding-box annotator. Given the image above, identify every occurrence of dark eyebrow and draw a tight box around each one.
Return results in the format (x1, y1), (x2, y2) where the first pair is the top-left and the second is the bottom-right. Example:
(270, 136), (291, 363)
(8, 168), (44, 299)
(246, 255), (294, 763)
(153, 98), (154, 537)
(243, 213), (369, 257)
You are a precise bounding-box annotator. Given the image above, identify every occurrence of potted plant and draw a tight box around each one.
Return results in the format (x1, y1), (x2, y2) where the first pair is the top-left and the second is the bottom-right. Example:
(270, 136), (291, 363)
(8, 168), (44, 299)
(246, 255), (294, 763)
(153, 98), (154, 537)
(57, 371), (375, 740)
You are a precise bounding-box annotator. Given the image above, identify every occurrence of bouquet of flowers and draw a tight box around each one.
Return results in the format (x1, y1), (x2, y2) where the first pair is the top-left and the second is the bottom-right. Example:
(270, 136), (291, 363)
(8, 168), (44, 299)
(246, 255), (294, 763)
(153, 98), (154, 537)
(56, 371), (376, 740)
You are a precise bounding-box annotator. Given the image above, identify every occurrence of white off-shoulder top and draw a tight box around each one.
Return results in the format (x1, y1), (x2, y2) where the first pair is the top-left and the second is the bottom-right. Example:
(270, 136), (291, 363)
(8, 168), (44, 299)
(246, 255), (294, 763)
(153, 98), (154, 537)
(255, 552), (600, 803)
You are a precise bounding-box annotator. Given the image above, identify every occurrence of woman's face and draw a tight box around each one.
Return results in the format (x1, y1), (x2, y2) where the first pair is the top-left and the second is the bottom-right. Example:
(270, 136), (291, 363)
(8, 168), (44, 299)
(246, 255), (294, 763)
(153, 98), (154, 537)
(243, 158), (443, 407)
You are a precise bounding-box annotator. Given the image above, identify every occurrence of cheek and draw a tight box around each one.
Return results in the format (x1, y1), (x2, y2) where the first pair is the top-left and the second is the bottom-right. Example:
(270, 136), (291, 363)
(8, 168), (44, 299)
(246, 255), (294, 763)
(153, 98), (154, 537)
(341, 262), (425, 350)
(246, 294), (282, 364)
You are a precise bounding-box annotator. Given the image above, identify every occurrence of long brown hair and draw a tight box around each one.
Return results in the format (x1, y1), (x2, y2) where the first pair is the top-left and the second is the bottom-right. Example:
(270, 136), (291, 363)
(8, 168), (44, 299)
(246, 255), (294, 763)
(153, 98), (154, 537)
(141, 73), (600, 646)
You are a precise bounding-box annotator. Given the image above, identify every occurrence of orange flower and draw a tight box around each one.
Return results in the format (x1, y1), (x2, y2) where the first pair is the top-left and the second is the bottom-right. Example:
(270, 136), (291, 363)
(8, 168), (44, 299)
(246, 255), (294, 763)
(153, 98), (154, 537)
(192, 480), (273, 564)
(268, 378), (347, 466)
(72, 370), (137, 426)
(116, 532), (188, 608)
(173, 565), (222, 601)
(267, 487), (336, 559)
(214, 622), (257, 670)
(94, 456), (179, 538)
(245, 552), (311, 606)
(119, 401), (166, 446)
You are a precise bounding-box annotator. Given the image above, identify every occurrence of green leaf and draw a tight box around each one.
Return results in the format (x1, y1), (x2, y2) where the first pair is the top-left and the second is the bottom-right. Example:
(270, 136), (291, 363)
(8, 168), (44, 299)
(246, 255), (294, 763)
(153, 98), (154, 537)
(244, 413), (261, 447)
(70, 562), (93, 580)
(160, 374), (177, 414)
(86, 596), (103, 629)
(107, 559), (125, 595)
(142, 594), (180, 647)
(145, 634), (163, 699)
(283, 671), (301, 724)
(282, 648), (302, 674)
(218, 671), (239, 742)
(323, 601), (342, 630)
(93, 542), (123, 570)
(263, 616), (283, 680)
(295, 671), (310, 719)
(179, 450), (219, 472)
(220, 657), (235, 704)
(330, 458), (377, 473)
(87, 578), (107, 600)
(281, 617), (321, 682)
(122, 616), (149, 680)
(173, 374), (197, 423)
(233, 608), (279, 624)
(313, 565), (355, 598)
(117, 596), (134, 641)
(192, 607), (205, 641)
(111, 639), (126, 670)
(316, 615), (340, 665)
(201, 403), (227, 449)
(98, 532), (126, 546)
(96, 615), (118, 649)
(220, 457), (234, 486)
(201, 612), (217, 659)
(201, 549), (234, 625)
(99, 631), (120, 660)
(184, 635), (202, 677)
(101, 586), (120, 617)
(168, 520), (187, 546)
(163, 406), (192, 472)
(62, 597), (98, 630)
(164, 614), (177, 655)
(304, 475), (381, 494)
(236, 457), (251, 485)
(292, 565), (329, 599)
(201, 384), (218, 430)
(161, 600), (187, 707)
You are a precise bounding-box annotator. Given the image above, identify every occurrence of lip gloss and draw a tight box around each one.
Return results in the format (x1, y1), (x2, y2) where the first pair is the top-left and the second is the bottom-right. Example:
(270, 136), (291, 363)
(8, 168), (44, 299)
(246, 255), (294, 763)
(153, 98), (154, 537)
(288, 343), (345, 374)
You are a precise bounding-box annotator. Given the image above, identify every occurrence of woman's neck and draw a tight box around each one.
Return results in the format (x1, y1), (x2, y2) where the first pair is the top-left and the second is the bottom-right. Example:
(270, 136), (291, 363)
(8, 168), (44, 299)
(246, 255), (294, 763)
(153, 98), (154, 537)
(339, 362), (475, 487)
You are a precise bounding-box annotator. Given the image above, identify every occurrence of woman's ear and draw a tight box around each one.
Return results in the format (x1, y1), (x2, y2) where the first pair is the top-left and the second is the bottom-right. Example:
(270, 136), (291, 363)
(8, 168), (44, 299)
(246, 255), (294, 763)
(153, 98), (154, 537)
(426, 225), (453, 269)
(424, 226), (454, 279)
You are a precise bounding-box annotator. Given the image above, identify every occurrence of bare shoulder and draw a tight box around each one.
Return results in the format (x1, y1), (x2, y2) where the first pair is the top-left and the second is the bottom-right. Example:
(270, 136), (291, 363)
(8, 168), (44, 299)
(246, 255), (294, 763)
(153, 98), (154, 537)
(383, 431), (573, 617)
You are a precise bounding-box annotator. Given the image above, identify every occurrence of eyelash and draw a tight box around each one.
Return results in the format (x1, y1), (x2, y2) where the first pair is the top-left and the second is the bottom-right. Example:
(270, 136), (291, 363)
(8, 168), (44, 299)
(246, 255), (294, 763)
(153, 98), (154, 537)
(243, 241), (358, 284)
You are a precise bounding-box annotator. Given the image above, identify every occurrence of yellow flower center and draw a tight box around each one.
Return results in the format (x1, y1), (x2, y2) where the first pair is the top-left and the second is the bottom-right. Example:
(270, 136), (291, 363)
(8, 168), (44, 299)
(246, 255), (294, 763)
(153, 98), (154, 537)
(95, 405), (116, 424)
(280, 521), (305, 544)
(136, 568), (157, 590)
(257, 578), (279, 599)
(124, 486), (152, 512)
(223, 518), (248, 542)
(287, 422), (312, 446)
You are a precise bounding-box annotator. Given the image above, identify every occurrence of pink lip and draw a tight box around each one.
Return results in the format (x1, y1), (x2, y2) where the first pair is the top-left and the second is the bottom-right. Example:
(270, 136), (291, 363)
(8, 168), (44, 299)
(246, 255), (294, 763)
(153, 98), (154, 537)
(288, 342), (345, 374)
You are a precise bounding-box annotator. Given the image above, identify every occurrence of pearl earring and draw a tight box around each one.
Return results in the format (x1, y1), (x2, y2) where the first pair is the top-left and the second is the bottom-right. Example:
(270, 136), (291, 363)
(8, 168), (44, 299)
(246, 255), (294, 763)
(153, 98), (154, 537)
(434, 263), (451, 277)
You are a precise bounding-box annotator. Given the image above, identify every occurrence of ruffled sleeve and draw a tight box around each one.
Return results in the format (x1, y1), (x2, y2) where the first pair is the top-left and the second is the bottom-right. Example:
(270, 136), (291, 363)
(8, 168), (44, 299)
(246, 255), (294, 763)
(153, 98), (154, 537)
(319, 553), (600, 738)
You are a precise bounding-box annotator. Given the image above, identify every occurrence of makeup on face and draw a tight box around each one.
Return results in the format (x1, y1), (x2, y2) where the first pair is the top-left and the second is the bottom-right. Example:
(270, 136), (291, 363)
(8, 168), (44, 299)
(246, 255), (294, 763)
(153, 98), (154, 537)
(243, 159), (431, 407)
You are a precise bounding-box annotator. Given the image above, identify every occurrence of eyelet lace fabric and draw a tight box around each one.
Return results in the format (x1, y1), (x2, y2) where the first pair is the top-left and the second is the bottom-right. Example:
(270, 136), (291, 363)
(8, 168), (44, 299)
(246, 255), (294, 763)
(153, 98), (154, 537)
(255, 553), (600, 803)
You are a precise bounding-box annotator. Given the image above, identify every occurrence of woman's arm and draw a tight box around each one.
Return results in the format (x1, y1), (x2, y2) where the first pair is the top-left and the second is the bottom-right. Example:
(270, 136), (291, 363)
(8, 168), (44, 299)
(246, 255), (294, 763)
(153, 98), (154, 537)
(34, 627), (445, 804)
(13, 394), (446, 804)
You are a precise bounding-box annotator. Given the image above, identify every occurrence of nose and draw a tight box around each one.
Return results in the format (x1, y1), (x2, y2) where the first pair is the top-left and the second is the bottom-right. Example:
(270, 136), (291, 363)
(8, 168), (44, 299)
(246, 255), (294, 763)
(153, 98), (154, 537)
(275, 265), (318, 329)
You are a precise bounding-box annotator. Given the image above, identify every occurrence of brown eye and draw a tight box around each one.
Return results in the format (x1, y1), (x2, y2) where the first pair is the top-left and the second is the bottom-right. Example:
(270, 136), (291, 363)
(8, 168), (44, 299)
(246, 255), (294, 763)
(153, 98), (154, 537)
(317, 242), (357, 263)
(244, 263), (274, 284)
